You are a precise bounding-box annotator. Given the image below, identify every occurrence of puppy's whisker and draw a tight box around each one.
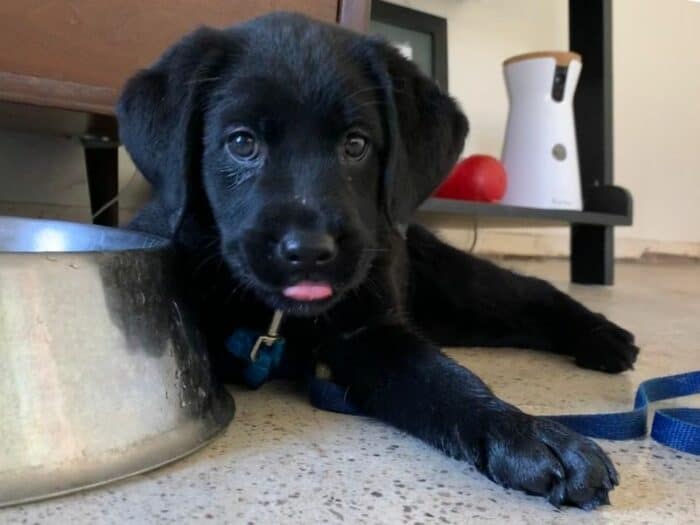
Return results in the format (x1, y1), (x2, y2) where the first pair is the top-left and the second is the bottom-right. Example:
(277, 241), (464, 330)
(224, 274), (258, 305)
(219, 166), (255, 189)
(348, 100), (388, 113)
(364, 277), (383, 301)
(340, 86), (386, 104)
(199, 237), (222, 250)
(352, 98), (387, 106)
(192, 252), (223, 276)
(225, 284), (244, 304)
(186, 76), (221, 85)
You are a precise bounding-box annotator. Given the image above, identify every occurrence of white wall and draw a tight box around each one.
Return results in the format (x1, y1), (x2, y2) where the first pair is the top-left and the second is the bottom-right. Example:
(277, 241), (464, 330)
(388, 0), (567, 156)
(613, 0), (700, 245)
(391, 0), (700, 258)
(1, 0), (699, 258)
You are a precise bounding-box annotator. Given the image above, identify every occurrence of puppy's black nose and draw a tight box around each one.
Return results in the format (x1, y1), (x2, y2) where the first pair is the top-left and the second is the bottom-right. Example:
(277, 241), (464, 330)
(277, 230), (337, 268)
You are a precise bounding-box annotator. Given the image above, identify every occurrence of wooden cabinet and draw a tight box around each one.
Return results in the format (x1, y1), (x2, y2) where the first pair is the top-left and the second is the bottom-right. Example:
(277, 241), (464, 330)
(0, 0), (370, 224)
(0, 0), (368, 114)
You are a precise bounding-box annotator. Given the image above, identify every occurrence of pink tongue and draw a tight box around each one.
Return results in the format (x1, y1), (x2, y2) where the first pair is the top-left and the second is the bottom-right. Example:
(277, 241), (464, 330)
(283, 281), (333, 301)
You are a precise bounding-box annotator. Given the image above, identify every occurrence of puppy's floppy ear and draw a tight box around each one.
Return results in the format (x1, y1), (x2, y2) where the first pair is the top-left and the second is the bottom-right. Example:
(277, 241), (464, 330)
(366, 39), (468, 231)
(117, 27), (231, 241)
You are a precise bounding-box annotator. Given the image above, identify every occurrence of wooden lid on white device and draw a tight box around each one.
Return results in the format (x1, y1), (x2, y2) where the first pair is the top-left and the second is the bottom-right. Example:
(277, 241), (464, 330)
(503, 51), (582, 67)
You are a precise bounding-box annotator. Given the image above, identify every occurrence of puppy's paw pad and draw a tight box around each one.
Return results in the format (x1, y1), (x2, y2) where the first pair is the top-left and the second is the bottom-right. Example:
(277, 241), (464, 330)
(572, 319), (639, 373)
(478, 413), (618, 509)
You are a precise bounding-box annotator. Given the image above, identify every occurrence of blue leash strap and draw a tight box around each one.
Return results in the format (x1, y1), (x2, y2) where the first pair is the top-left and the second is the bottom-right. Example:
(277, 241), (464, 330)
(547, 370), (700, 455)
(309, 371), (700, 455)
(309, 377), (365, 416)
(224, 320), (700, 455)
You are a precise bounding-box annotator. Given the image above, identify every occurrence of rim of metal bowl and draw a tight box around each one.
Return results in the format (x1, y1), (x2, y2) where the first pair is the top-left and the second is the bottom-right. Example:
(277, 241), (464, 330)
(0, 216), (170, 254)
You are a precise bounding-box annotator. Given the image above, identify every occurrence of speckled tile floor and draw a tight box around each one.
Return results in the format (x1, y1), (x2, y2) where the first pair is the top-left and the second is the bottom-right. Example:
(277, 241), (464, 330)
(2, 260), (699, 524)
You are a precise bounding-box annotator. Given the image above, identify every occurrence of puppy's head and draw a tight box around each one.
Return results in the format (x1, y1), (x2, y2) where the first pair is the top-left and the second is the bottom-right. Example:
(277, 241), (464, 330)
(118, 13), (467, 316)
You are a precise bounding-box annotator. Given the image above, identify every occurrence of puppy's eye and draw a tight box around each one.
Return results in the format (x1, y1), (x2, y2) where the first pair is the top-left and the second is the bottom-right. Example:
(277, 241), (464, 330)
(343, 132), (369, 161)
(226, 128), (259, 161)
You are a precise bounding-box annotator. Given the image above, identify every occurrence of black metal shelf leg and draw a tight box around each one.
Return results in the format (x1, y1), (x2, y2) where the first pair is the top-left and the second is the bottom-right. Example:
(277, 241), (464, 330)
(569, 0), (616, 284)
(571, 224), (613, 285)
(82, 136), (119, 227)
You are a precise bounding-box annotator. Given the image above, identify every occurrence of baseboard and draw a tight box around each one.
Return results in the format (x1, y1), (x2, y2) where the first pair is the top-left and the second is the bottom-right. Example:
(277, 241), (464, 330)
(434, 227), (700, 261)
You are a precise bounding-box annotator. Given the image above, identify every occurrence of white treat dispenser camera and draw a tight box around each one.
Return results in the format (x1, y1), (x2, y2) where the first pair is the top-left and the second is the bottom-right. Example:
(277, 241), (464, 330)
(501, 51), (583, 210)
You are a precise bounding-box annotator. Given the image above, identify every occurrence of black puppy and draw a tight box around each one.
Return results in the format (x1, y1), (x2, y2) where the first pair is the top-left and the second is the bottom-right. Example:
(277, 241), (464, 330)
(117, 13), (638, 509)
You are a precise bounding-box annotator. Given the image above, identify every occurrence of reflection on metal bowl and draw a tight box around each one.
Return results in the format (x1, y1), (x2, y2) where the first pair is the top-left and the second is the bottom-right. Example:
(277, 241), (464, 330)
(0, 216), (234, 507)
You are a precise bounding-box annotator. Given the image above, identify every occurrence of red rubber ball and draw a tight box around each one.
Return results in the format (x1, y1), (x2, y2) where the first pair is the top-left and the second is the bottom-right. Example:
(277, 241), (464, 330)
(435, 154), (507, 202)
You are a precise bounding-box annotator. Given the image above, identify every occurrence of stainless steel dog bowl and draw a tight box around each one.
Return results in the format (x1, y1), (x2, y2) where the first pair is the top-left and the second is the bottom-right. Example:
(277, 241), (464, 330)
(0, 216), (234, 507)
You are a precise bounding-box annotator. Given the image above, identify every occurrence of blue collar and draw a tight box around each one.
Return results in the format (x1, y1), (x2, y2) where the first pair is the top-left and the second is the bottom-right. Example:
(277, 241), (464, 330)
(225, 310), (286, 388)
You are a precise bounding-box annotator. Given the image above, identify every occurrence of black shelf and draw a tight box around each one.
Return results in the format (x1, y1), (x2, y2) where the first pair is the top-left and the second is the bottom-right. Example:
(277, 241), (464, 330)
(417, 198), (632, 229)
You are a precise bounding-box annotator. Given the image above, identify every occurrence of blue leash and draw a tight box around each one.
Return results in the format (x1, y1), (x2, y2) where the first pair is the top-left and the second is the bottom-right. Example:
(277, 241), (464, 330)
(546, 371), (700, 454)
(226, 323), (700, 455)
(310, 372), (700, 456)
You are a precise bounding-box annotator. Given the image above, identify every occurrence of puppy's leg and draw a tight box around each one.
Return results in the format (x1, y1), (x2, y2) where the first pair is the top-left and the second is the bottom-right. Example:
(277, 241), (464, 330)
(323, 325), (618, 509)
(407, 225), (638, 372)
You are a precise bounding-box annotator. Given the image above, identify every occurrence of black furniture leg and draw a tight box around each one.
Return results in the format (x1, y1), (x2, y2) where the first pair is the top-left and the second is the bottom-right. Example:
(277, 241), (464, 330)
(569, 0), (615, 284)
(571, 224), (613, 285)
(82, 136), (119, 227)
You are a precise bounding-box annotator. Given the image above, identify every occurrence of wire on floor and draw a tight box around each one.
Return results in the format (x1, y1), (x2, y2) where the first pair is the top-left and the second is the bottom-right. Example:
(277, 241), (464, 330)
(91, 168), (140, 222)
(468, 216), (478, 253)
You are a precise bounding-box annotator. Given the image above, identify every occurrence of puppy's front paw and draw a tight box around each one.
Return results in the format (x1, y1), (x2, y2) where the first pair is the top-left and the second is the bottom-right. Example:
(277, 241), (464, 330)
(571, 317), (639, 373)
(474, 411), (618, 509)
